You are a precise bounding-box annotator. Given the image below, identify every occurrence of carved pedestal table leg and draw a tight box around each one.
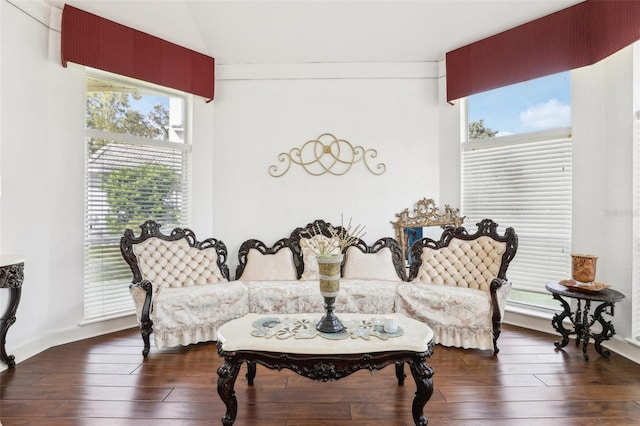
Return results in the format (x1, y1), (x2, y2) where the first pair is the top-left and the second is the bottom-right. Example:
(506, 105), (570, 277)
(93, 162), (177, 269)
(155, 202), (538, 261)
(591, 302), (616, 358)
(409, 354), (434, 426)
(0, 286), (21, 368)
(580, 300), (591, 360)
(0, 260), (24, 369)
(550, 293), (574, 349)
(217, 357), (242, 426)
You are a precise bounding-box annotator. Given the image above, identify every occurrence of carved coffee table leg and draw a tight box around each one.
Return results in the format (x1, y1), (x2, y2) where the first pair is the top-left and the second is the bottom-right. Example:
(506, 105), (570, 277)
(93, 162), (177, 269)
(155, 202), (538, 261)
(217, 358), (242, 426)
(550, 293), (573, 349)
(246, 361), (256, 385)
(395, 362), (406, 385)
(409, 355), (434, 426)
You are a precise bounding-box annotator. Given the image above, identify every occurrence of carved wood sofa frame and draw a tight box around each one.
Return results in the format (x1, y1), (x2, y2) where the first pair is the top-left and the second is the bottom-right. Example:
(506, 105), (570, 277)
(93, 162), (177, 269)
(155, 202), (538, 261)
(120, 220), (230, 357)
(407, 219), (518, 354)
(235, 219), (406, 281)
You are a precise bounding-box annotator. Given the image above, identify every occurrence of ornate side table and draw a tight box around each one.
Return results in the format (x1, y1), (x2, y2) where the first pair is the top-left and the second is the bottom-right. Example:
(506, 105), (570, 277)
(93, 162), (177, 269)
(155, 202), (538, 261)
(546, 281), (625, 361)
(1, 256), (25, 368)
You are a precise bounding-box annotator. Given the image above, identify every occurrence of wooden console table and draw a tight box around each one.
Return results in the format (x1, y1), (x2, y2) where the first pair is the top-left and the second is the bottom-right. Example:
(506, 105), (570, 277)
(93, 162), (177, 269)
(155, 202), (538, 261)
(1, 256), (25, 368)
(216, 313), (434, 426)
(546, 281), (625, 361)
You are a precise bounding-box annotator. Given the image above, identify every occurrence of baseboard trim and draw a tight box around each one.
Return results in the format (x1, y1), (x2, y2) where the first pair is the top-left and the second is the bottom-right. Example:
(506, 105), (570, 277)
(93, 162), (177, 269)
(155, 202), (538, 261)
(0, 315), (138, 372)
(504, 308), (640, 364)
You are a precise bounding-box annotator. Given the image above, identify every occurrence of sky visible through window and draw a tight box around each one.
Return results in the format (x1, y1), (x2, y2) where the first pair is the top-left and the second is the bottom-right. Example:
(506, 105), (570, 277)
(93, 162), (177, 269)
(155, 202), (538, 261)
(468, 71), (571, 137)
(131, 95), (168, 115)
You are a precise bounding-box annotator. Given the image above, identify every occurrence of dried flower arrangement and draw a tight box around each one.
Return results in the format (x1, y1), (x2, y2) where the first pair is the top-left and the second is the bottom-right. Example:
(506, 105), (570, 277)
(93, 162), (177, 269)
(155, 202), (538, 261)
(303, 216), (366, 257)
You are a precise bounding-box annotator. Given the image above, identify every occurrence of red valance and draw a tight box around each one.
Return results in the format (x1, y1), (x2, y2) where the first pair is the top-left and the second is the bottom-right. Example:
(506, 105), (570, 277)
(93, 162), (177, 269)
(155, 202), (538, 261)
(61, 5), (215, 102)
(446, 0), (640, 102)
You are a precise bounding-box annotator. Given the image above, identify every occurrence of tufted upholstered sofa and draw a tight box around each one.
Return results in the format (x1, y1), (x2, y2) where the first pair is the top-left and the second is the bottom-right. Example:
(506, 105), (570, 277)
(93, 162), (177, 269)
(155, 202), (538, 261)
(121, 218), (517, 357)
(236, 220), (406, 317)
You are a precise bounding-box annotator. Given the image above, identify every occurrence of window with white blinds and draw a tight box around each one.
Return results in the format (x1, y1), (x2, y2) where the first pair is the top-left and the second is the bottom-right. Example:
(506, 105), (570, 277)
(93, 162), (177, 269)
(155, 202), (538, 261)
(633, 41), (640, 343)
(462, 128), (572, 294)
(84, 72), (191, 321)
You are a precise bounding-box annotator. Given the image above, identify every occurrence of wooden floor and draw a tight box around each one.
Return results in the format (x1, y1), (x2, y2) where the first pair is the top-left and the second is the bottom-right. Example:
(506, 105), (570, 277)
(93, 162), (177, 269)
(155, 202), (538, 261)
(2, 324), (640, 425)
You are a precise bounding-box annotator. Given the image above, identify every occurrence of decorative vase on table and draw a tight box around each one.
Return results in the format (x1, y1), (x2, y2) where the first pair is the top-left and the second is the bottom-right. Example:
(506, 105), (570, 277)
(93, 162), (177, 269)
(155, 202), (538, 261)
(316, 254), (345, 333)
(571, 253), (598, 283)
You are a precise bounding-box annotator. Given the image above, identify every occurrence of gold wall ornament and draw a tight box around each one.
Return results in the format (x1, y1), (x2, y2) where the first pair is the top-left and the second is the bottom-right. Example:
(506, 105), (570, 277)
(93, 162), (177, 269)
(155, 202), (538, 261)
(268, 133), (386, 177)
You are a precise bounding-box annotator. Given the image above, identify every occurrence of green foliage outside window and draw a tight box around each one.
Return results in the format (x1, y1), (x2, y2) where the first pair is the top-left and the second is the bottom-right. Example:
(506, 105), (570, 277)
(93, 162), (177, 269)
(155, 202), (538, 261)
(103, 163), (180, 232)
(468, 119), (498, 140)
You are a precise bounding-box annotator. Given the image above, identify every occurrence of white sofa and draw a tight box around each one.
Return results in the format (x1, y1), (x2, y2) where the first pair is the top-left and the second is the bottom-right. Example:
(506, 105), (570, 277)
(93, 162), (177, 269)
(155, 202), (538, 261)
(235, 220), (406, 317)
(121, 218), (517, 357)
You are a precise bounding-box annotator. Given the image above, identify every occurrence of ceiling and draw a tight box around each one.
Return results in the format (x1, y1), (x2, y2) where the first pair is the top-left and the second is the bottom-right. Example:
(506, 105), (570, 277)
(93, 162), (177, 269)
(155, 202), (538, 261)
(49, 0), (584, 65)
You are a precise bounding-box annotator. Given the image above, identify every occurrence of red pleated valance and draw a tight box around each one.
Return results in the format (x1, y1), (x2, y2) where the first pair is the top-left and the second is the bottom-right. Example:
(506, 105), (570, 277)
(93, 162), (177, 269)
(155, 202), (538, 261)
(61, 5), (215, 102)
(446, 0), (640, 102)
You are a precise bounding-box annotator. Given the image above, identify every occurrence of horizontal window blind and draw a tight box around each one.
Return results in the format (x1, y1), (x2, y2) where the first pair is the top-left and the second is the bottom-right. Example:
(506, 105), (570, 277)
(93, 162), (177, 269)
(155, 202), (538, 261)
(462, 129), (572, 293)
(84, 136), (191, 320)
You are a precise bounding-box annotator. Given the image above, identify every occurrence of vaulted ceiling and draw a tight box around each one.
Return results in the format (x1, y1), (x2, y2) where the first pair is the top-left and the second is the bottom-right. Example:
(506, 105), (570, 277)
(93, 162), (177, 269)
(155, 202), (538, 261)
(49, 0), (584, 65)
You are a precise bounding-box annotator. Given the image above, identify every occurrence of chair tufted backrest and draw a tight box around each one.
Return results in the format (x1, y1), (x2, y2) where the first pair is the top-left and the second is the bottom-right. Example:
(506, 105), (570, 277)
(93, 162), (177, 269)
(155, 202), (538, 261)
(413, 236), (506, 291)
(132, 238), (227, 289)
(120, 220), (230, 292)
(408, 219), (518, 291)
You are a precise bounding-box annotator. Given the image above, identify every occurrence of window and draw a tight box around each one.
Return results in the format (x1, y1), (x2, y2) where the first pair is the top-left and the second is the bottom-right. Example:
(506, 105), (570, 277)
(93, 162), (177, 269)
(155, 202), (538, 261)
(463, 72), (572, 308)
(633, 41), (640, 344)
(84, 71), (191, 321)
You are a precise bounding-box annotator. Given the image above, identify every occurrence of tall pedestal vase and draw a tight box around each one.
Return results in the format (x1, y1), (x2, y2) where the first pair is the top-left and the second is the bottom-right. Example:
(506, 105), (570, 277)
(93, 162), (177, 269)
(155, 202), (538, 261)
(316, 254), (344, 333)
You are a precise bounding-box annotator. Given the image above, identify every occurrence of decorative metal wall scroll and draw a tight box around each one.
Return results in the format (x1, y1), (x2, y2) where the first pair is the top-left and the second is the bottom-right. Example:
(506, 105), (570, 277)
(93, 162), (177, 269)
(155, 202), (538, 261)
(268, 133), (386, 177)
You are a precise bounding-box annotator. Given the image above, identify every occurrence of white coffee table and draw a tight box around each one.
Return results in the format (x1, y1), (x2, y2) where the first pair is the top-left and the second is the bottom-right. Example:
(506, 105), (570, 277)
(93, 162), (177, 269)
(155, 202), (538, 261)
(216, 312), (434, 426)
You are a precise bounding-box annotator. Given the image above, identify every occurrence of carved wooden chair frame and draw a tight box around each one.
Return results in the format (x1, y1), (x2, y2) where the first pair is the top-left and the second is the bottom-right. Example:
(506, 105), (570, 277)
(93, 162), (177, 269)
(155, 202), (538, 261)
(120, 220), (230, 357)
(407, 219), (518, 354)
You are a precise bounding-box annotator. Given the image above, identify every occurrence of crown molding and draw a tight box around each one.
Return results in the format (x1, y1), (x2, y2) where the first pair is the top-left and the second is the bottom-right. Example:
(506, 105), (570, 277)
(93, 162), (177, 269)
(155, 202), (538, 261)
(216, 61), (440, 81)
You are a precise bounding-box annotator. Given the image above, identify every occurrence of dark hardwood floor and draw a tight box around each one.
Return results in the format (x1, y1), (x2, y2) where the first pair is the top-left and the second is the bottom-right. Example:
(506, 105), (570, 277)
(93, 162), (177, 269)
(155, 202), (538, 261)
(2, 323), (640, 425)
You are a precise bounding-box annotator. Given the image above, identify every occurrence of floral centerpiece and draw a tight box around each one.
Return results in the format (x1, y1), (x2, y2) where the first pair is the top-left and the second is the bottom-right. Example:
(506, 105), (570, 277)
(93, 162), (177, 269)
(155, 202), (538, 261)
(303, 216), (366, 333)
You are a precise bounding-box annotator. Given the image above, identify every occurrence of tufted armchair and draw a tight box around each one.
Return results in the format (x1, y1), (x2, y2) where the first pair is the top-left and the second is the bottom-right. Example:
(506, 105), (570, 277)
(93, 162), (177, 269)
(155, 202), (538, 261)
(120, 221), (248, 357)
(396, 219), (518, 354)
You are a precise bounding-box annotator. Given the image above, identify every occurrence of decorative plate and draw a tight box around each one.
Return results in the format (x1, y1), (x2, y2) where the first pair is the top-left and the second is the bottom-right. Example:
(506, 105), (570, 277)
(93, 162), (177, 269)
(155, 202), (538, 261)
(250, 316), (403, 340)
(559, 279), (610, 293)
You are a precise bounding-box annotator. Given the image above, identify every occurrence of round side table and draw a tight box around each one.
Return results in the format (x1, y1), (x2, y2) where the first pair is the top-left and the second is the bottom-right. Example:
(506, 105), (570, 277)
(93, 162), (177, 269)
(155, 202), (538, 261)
(546, 281), (625, 361)
(1, 256), (25, 368)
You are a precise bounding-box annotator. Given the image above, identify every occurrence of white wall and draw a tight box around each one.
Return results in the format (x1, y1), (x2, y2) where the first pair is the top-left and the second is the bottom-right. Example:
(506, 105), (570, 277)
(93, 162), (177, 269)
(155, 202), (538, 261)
(572, 45), (635, 338)
(0, 2), (137, 370)
(212, 64), (442, 275)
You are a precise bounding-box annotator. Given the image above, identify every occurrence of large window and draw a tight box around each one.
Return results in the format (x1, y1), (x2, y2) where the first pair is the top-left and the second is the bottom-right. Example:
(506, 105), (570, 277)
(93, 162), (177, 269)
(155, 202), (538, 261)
(463, 72), (572, 308)
(84, 71), (191, 321)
